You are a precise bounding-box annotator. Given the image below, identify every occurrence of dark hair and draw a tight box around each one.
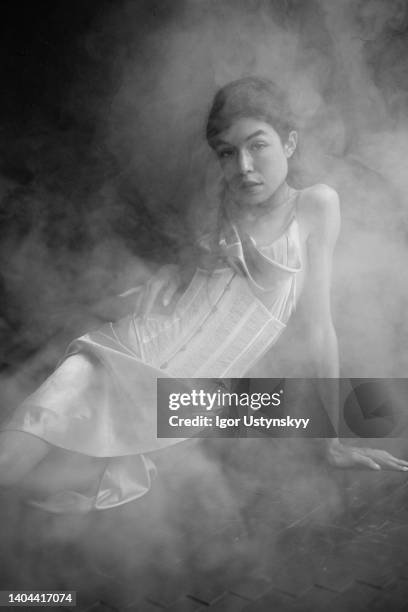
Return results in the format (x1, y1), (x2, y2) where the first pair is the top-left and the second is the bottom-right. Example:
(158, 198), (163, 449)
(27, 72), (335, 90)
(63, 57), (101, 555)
(206, 76), (296, 147)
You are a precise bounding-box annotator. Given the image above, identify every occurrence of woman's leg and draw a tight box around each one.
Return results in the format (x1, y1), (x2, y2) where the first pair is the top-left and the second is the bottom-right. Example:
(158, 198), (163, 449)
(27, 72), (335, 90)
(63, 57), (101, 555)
(0, 431), (107, 497)
(0, 430), (51, 487)
(20, 446), (108, 497)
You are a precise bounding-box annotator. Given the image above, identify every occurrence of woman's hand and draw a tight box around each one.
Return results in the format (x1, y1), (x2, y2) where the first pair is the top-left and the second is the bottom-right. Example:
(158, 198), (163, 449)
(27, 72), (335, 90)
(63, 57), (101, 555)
(327, 439), (408, 471)
(135, 264), (182, 316)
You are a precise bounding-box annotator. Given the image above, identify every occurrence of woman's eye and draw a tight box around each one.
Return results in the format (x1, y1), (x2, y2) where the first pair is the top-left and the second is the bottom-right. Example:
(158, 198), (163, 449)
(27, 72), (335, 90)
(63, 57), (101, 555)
(217, 149), (234, 159)
(250, 141), (268, 151)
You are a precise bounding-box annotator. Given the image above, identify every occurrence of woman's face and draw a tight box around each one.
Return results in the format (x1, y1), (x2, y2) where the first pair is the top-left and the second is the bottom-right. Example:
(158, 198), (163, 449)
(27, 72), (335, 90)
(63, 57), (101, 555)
(213, 117), (296, 207)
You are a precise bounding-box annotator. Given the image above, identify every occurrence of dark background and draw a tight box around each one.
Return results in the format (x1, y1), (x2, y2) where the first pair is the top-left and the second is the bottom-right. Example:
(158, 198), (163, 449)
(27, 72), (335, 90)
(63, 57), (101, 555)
(0, 0), (192, 373)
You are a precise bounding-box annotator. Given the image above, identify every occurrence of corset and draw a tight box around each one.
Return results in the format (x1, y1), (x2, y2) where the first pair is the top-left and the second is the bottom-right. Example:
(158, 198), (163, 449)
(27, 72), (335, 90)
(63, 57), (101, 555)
(105, 214), (303, 379)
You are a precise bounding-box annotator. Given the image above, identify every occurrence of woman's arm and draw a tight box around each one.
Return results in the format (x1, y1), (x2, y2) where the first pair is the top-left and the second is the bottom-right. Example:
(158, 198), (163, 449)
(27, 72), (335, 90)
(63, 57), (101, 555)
(298, 184), (408, 471)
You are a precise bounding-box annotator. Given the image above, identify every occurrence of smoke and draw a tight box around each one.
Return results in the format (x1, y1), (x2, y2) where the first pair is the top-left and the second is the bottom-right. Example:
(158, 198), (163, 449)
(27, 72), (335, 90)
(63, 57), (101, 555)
(2, 1), (407, 377)
(1, 0), (408, 605)
(318, 0), (408, 377)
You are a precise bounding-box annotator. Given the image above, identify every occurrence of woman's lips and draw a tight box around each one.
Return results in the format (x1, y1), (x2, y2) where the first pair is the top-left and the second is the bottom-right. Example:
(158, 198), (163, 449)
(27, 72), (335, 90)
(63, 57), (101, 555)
(240, 181), (263, 191)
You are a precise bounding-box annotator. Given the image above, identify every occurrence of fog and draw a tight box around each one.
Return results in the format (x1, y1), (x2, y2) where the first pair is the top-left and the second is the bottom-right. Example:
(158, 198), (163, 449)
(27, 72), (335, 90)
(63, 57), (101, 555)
(0, 0), (408, 606)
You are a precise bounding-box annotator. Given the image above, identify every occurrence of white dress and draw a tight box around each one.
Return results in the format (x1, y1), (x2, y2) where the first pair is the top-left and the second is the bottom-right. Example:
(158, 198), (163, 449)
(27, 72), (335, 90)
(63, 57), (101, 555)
(2, 211), (302, 512)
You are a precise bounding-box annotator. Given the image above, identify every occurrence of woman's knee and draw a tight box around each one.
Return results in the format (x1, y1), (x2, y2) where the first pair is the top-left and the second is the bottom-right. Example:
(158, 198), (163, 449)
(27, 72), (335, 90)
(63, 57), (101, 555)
(0, 431), (51, 487)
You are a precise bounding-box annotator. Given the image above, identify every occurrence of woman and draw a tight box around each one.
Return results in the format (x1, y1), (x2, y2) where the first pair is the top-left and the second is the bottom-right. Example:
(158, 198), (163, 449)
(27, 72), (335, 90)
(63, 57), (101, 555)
(0, 77), (406, 513)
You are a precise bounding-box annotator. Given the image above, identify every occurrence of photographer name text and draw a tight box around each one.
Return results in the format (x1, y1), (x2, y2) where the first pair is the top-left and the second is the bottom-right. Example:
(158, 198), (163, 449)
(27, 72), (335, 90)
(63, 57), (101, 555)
(168, 414), (310, 430)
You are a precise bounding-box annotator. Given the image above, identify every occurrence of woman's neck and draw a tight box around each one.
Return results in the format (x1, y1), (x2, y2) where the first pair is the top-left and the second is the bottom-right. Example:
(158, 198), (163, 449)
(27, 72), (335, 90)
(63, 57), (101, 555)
(232, 182), (295, 223)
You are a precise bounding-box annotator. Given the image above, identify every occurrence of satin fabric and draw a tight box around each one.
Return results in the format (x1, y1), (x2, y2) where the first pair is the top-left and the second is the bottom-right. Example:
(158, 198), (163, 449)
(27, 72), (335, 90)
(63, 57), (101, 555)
(2, 215), (302, 512)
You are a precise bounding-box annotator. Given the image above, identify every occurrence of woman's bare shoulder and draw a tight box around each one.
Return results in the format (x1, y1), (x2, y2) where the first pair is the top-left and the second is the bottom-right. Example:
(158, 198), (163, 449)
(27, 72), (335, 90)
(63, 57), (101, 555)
(297, 183), (339, 214)
(295, 183), (340, 243)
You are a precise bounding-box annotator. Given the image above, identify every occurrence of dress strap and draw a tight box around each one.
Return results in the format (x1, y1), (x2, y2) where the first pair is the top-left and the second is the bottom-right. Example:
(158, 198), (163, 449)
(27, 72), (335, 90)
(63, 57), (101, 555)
(219, 215), (302, 293)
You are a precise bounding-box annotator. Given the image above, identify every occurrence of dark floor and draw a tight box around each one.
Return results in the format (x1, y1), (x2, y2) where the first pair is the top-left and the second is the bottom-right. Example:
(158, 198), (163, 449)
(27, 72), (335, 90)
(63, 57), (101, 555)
(1, 437), (408, 612)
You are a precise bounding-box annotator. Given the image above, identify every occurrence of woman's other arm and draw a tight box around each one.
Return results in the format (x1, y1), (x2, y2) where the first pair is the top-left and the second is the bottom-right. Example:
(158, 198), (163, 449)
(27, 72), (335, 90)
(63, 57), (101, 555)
(298, 184), (408, 471)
